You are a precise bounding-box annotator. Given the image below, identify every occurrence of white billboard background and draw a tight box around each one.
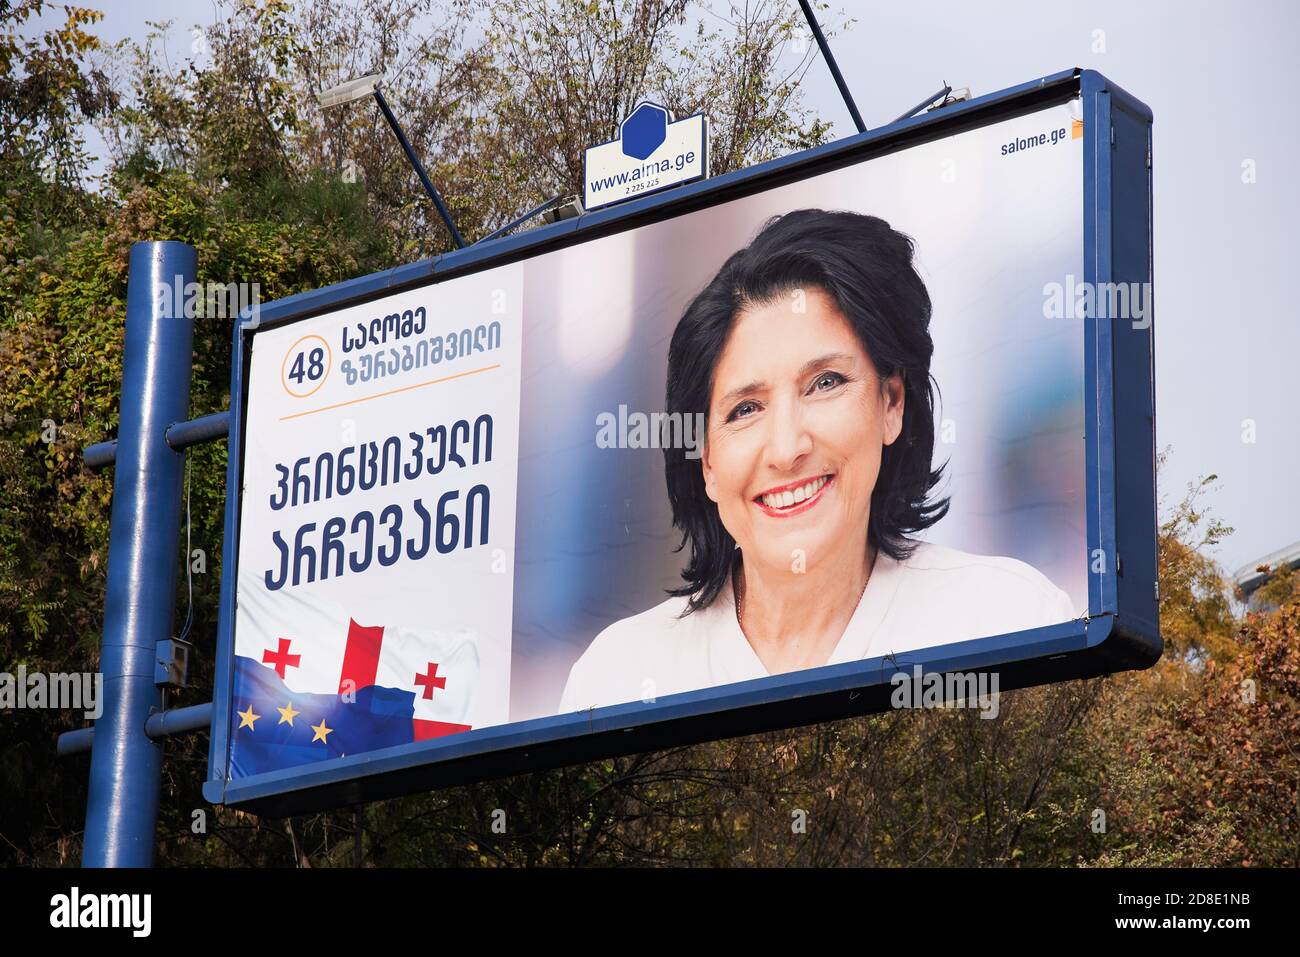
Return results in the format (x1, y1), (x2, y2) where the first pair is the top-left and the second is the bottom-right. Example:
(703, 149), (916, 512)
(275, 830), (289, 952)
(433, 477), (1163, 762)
(236, 266), (525, 734)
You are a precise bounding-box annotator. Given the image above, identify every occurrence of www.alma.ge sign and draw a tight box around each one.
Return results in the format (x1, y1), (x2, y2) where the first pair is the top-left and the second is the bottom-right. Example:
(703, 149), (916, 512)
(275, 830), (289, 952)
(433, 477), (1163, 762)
(583, 101), (709, 211)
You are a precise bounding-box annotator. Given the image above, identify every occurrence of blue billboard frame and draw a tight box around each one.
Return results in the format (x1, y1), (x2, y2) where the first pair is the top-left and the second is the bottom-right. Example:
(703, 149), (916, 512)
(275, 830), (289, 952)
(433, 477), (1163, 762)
(204, 67), (1158, 816)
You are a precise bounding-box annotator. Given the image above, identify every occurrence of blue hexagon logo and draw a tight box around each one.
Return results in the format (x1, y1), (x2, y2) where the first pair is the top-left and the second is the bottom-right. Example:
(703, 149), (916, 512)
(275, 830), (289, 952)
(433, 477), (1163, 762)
(620, 102), (670, 161)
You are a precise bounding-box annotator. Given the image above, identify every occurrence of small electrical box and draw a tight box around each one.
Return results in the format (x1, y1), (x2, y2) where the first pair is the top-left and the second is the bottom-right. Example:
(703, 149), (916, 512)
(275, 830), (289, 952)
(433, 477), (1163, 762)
(155, 638), (193, 688)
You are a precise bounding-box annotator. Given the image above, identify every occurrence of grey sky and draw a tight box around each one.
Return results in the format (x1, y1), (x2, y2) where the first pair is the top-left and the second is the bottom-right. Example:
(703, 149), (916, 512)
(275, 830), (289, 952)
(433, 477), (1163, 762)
(25, 0), (1300, 578)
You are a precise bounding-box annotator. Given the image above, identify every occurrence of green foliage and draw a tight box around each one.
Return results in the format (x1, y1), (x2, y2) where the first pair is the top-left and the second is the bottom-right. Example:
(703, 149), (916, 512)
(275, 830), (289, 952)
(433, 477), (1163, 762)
(2, 1), (1294, 870)
(1, 1), (118, 188)
(0, 1), (405, 864)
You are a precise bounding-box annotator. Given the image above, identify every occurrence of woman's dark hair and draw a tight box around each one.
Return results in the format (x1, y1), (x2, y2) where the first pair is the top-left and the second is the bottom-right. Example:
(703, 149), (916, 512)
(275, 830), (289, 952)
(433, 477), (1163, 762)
(664, 208), (949, 613)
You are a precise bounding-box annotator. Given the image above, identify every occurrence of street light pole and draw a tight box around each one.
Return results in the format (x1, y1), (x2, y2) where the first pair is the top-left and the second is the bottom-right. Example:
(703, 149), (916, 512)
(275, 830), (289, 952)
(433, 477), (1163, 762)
(370, 85), (465, 249)
(317, 73), (465, 249)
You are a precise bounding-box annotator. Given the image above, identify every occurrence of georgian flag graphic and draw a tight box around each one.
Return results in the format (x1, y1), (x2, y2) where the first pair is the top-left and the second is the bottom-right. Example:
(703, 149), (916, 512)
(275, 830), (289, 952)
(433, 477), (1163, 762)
(230, 578), (479, 777)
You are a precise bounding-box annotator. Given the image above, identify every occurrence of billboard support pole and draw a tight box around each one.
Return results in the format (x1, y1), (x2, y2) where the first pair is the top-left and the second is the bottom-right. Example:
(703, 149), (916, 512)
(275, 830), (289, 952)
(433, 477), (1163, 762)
(478, 193), (566, 244)
(796, 0), (866, 133)
(890, 85), (953, 124)
(82, 240), (196, 867)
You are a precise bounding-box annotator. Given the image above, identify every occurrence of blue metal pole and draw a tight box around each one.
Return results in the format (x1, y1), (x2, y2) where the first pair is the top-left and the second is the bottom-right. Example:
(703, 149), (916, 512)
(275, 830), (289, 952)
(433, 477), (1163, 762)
(58, 702), (215, 756)
(82, 241), (195, 867)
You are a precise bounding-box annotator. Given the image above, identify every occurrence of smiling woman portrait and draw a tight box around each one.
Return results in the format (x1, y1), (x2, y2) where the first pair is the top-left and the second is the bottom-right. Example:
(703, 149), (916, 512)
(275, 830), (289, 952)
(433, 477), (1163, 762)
(559, 209), (1075, 714)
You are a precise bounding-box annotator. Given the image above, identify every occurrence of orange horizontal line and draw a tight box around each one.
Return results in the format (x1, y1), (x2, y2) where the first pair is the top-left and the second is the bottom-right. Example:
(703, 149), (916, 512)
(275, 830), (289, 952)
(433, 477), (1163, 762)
(280, 363), (502, 421)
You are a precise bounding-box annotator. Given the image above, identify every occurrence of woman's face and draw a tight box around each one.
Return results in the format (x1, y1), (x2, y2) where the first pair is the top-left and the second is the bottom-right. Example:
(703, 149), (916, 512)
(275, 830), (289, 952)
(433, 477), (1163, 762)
(701, 286), (904, 579)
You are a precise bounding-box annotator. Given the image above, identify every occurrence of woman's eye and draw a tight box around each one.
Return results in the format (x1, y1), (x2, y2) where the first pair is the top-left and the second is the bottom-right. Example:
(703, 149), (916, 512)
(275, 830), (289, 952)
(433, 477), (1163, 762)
(811, 371), (846, 392)
(727, 400), (759, 422)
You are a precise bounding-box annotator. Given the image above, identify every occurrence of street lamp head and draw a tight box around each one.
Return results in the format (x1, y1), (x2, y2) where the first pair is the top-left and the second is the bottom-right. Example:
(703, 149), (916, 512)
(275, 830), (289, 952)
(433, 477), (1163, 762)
(927, 87), (972, 112)
(541, 195), (585, 224)
(316, 73), (383, 109)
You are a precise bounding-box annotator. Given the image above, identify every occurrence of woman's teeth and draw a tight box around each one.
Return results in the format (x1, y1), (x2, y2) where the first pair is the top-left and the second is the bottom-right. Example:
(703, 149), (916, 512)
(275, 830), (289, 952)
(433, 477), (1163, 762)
(759, 475), (829, 509)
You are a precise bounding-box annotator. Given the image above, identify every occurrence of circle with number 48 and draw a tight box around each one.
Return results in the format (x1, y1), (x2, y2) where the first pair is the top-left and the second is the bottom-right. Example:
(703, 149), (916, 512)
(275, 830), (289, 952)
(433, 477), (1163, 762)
(281, 335), (332, 398)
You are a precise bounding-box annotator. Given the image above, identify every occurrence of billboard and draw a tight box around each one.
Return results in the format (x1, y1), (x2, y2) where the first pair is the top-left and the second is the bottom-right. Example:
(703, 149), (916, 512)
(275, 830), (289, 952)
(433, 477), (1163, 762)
(206, 69), (1158, 815)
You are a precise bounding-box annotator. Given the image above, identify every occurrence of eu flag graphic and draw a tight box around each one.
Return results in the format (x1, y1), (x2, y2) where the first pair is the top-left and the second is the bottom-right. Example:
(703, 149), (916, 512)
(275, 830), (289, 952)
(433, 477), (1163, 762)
(229, 655), (416, 776)
(229, 601), (477, 778)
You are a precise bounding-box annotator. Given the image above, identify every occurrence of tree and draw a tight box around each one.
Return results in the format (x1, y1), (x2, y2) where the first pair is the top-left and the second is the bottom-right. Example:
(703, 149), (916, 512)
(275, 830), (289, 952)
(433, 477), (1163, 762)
(478, 0), (832, 207)
(0, 0), (839, 867)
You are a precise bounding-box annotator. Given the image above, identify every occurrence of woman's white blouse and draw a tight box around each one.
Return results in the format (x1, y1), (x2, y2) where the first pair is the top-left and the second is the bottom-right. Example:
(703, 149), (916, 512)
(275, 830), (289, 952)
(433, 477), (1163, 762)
(558, 542), (1077, 713)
